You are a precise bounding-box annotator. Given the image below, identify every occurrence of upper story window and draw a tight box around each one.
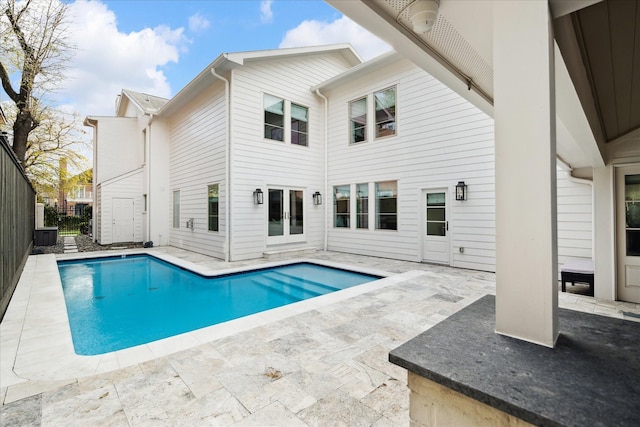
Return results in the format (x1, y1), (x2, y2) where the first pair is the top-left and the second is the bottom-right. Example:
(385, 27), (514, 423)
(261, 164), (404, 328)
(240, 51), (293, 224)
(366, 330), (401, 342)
(264, 94), (309, 147)
(264, 94), (285, 141)
(349, 97), (367, 144)
(375, 87), (396, 138)
(349, 86), (397, 144)
(291, 103), (308, 146)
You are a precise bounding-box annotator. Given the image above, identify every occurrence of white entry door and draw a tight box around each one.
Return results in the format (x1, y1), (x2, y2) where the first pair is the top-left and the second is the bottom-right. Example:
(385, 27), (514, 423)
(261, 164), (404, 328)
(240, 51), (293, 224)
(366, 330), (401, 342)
(112, 198), (134, 243)
(267, 188), (305, 245)
(423, 190), (450, 264)
(616, 166), (640, 303)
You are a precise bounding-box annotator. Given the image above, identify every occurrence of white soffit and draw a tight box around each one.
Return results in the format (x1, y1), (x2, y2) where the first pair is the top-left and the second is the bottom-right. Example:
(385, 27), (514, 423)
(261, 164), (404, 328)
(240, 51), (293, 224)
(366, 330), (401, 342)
(375, 0), (494, 100)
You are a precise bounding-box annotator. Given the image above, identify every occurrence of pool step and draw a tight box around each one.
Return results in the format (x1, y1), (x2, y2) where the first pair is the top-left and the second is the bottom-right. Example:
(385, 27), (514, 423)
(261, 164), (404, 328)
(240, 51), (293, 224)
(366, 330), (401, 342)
(250, 276), (324, 301)
(263, 246), (318, 260)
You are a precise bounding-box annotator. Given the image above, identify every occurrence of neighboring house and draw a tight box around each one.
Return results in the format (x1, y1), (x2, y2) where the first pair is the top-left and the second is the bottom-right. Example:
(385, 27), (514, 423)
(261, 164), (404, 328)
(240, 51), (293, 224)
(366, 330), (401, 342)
(85, 44), (592, 275)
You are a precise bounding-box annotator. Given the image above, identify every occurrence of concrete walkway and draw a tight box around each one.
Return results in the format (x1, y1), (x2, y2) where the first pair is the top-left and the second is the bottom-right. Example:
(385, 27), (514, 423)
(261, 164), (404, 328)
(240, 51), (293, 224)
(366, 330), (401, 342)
(1, 248), (637, 426)
(63, 236), (78, 254)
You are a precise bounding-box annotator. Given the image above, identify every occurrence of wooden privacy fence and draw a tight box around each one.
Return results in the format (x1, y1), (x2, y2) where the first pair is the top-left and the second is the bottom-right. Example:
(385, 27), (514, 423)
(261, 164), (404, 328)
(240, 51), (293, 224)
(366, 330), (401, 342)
(0, 134), (35, 321)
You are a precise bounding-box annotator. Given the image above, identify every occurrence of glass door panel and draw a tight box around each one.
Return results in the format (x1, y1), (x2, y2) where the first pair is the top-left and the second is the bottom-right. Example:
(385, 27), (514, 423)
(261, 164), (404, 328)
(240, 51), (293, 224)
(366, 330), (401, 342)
(426, 192), (446, 236)
(290, 190), (304, 235)
(268, 189), (284, 237)
(625, 174), (640, 256)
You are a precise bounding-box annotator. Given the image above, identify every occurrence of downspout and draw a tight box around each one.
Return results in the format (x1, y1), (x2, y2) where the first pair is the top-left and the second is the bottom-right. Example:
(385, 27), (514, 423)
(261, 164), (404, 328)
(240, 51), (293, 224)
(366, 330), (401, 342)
(315, 89), (329, 251)
(84, 118), (98, 241)
(211, 68), (231, 261)
(146, 113), (154, 245)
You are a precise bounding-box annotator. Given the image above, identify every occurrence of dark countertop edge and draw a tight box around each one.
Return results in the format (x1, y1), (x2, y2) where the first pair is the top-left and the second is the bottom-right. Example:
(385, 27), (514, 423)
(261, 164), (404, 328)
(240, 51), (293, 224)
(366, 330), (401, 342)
(388, 351), (561, 427)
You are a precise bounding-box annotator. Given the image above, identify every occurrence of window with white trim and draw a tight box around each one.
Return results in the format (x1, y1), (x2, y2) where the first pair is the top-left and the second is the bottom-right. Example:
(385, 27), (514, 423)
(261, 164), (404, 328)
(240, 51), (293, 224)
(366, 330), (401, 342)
(374, 87), (396, 138)
(356, 183), (368, 229)
(349, 97), (367, 144)
(208, 184), (219, 232)
(334, 185), (350, 228)
(264, 94), (309, 146)
(376, 181), (397, 230)
(348, 86), (397, 144)
(173, 190), (180, 228)
(264, 94), (284, 141)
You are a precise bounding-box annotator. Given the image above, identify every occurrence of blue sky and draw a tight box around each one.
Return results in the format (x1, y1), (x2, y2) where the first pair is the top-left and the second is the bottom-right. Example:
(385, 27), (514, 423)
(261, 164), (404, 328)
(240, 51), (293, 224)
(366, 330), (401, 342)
(50, 0), (390, 118)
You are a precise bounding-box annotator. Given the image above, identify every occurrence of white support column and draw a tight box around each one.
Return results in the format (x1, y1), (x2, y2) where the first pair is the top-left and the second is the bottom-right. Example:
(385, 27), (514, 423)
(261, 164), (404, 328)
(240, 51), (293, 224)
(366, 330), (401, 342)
(494, 0), (558, 347)
(593, 166), (616, 301)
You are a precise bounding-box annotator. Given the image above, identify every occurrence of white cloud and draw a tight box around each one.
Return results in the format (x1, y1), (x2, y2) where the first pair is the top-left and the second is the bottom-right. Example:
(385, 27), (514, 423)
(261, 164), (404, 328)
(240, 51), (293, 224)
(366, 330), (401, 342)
(260, 0), (273, 24)
(188, 12), (210, 33)
(60, 0), (187, 116)
(279, 15), (391, 61)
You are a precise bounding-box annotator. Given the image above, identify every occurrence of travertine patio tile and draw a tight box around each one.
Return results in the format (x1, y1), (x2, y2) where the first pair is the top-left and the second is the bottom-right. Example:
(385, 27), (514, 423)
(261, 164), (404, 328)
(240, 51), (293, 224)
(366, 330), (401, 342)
(231, 401), (307, 426)
(298, 389), (383, 426)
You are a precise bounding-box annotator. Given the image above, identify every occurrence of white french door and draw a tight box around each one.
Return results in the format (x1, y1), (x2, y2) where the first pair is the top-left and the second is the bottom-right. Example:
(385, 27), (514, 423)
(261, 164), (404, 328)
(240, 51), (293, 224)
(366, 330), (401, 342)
(422, 189), (450, 264)
(616, 165), (640, 303)
(267, 187), (305, 244)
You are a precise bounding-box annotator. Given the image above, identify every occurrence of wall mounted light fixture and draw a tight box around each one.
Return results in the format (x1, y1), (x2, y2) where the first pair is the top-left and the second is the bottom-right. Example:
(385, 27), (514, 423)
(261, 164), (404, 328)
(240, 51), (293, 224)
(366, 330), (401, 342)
(455, 181), (467, 201)
(409, 0), (440, 34)
(253, 188), (264, 205)
(313, 191), (322, 205)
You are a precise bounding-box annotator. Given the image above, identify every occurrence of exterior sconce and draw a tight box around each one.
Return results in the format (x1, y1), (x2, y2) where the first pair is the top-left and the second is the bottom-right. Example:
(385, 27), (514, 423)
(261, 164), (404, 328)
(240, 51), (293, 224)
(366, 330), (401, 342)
(455, 181), (467, 201)
(253, 188), (264, 205)
(313, 191), (322, 205)
(409, 0), (440, 33)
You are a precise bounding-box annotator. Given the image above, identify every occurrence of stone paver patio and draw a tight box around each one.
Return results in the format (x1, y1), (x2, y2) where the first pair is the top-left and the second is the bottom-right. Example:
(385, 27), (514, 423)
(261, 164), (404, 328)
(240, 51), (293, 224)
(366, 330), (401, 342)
(1, 248), (638, 426)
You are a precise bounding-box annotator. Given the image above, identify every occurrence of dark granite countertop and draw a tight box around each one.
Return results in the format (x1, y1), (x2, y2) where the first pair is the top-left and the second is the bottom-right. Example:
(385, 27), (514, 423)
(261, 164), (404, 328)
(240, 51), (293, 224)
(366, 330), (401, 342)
(389, 295), (640, 427)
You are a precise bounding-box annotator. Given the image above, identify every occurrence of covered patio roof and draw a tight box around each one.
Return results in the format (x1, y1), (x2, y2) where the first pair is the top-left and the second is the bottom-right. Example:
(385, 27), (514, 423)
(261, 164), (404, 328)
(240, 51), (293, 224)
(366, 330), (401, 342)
(328, 0), (640, 169)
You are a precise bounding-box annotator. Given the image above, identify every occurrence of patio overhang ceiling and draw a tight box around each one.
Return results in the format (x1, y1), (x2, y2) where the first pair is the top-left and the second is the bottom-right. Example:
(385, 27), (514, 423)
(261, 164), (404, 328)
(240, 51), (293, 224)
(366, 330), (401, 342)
(327, 0), (640, 169)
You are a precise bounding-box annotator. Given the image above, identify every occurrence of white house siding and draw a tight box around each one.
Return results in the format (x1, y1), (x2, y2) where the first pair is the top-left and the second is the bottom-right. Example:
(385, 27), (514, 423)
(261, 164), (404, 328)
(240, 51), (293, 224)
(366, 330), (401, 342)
(167, 80), (227, 259)
(93, 117), (140, 184)
(97, 169), (143, 244)
(229, 53), (357, 261)
(324, 58), (496, 271)
(556, 170), (593, 273)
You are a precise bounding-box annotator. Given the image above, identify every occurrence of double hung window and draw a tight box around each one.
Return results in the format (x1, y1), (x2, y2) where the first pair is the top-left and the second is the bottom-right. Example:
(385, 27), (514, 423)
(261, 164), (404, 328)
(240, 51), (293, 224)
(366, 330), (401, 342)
(173, 190), (180, 228)
(356, 183), (369, 229)
(208, 184), (219, 232)
(376, 181), (397, 230)
(349, 97), (367, 144)
(334, 185), (350, 228)
(264, 94), (284, 141)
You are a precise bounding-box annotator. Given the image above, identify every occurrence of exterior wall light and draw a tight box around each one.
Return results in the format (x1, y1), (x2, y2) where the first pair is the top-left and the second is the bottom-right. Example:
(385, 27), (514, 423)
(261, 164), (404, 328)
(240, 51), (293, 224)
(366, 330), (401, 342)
(456, 181), (467, 201)
(313, 191), (322, 205)
(409, 0), (440, 34)
(253, 188), (264, 205)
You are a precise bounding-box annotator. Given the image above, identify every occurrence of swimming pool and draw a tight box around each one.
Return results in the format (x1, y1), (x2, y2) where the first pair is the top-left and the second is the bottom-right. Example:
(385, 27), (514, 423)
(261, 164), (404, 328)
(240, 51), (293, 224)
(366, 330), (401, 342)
(57, 255), (381, 355)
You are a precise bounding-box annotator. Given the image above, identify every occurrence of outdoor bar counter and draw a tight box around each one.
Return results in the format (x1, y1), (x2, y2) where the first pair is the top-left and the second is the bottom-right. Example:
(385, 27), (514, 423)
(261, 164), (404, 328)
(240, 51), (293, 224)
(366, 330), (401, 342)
(389, 295), (639, 426)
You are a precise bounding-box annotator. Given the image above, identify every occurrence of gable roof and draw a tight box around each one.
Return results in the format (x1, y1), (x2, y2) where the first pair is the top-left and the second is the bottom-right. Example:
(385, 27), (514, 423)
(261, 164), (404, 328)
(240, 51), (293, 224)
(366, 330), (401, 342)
(313, 50), (401, 92)
(160, 44), (362, 116)
(117, 89), (169, 116)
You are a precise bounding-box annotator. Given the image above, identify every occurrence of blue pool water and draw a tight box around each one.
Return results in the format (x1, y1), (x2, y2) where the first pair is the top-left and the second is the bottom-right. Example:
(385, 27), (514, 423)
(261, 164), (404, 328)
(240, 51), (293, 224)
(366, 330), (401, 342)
(57, 255), (380, 355)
